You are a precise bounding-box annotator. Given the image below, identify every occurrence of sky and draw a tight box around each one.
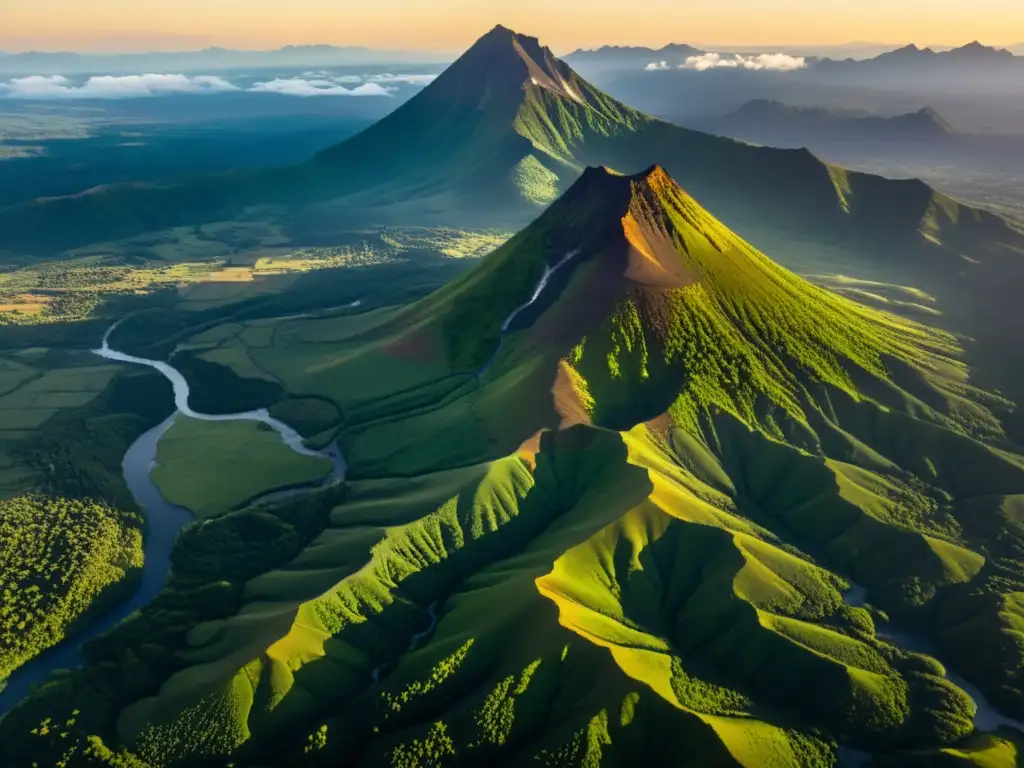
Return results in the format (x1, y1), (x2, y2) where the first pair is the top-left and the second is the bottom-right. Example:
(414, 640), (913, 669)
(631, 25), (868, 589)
(1, 0), (1023, 53)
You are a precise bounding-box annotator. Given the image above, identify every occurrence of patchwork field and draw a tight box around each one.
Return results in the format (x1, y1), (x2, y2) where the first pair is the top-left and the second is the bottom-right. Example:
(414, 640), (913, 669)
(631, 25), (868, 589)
(0, 226), (509, 326)
(0, 349), (118, 496)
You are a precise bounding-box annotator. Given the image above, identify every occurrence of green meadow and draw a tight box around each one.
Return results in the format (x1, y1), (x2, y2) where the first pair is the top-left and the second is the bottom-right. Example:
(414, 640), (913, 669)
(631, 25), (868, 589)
(150, 417), (333, 520)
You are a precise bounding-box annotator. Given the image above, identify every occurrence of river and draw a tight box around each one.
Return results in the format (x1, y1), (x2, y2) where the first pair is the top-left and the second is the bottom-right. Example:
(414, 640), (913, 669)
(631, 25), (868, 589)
(0, 327), (345, 714)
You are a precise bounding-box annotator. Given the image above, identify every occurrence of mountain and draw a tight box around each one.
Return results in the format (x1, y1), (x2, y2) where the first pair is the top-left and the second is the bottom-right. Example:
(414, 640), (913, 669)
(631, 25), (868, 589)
(812, 41), (1023, 87)
(827, 41), (1016, 66)
(0, 45), (445, 75)
(699, 100), (956, 143)
(564, 42), (704, 70)
(6, 164), (1024, 767)
(3, 24), (1021, 263)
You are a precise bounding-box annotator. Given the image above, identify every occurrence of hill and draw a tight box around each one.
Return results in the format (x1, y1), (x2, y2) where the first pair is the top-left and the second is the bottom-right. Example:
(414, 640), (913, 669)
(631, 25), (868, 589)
(4, 166), (1024, 767)
(697, 100), (955, 145)
(2, 25), (1021, 263)
(723, 100), (952, 135)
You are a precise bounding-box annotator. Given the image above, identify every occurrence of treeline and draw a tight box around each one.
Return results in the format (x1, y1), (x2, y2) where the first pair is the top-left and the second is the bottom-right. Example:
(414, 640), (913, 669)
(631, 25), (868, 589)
(0, 494), (144, 682)
(0, 485), (345, 768)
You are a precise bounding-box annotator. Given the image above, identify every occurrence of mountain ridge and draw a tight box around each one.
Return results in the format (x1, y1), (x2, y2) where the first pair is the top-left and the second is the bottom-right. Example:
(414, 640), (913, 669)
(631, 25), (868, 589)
(702, 99), (956, 141)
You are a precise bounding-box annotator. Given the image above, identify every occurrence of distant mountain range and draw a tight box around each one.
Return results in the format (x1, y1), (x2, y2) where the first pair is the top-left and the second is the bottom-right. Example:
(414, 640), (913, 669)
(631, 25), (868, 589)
(811, 41), (1023, 85)
(2, 25), (1020, 264)
(0, 45), (448, 75)
(566, 39), (1022, 82)
(565, 43), (704, 70)
(698, 100), (956, 143)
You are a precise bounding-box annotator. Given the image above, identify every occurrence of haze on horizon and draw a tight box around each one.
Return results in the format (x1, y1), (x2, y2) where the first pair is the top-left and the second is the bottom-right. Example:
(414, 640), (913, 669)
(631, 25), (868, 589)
(1, 0), (1023, 53)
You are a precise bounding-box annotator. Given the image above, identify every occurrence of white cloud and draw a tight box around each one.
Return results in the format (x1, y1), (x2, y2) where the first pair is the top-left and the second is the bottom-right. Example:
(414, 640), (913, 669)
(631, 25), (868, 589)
(645, 61), (670, 71)
(367, 73), (437, 85)
(0, 73), (238, 99)
(681, 52), (807, 72)
(0, 71), (435, 100)
(248, 78), (393, 97)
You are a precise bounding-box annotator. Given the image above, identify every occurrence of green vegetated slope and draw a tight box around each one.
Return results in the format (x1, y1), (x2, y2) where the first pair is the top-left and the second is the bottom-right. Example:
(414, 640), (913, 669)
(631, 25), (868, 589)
(3, 166), (1023, 767)
(150, 417), (334, 520)
(2, 26), (1021, 265)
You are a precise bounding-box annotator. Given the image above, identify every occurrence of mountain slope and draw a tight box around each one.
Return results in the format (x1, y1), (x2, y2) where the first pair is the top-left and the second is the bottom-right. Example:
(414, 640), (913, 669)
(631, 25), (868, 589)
(5, 166), (1024, 768)
(2, 25), (1022, 262)
(702, 100), (955, 143)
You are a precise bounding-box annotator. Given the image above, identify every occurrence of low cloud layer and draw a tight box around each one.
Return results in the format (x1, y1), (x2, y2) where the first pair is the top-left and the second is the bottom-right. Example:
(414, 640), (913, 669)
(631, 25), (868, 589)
(0, 73), (237, 99)
(0, 71), (437, 99)
(644, 61), (670, 71)
(249, 78), (392, 97)
(368, 73), (437, 85)
(681, 52), (808, 72)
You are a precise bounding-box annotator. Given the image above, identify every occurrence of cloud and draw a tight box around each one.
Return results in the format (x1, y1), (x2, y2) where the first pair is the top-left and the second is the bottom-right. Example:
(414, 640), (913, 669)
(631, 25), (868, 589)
(366, 73), (438, 85)
(0, 73), (238, 99)
(0, 71), (437, 100)
(248, 78), (393, 97)
(681, 52), (807, 72)
(645, 61), (670, 71)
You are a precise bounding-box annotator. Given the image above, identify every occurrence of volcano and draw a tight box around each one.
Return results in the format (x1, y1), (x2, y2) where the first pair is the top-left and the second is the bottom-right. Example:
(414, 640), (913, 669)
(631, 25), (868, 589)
(16, 165), (1024, 768)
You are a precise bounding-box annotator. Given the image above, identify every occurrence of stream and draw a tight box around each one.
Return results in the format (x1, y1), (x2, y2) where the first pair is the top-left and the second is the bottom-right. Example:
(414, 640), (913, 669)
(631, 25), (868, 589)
(476, 249), (581, 377)
(0, 326), (345, 715)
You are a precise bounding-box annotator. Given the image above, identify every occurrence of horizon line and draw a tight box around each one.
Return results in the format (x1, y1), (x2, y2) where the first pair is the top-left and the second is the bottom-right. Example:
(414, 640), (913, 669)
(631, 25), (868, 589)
(0, 35), (1021, 57)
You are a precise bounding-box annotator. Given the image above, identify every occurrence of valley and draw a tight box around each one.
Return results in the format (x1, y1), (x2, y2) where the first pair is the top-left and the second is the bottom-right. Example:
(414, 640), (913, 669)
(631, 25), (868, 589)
(0, 21), (1023, 768)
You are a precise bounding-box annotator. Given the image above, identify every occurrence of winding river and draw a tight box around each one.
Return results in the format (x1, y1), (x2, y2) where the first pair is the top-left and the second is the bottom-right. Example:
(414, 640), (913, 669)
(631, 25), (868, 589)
(0, 326), (345, 714)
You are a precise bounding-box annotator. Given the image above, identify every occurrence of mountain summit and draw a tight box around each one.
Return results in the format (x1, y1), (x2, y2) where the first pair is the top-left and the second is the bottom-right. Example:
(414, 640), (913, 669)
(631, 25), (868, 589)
(393, 163), (984, 444)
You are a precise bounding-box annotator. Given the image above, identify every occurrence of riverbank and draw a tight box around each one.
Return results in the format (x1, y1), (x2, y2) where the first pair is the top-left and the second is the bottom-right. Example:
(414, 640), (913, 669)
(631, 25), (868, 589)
(0, 327), (345, 716)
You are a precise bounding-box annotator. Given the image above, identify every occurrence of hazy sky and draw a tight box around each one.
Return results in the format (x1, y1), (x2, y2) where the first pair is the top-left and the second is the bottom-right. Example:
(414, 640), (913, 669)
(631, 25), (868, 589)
(2, 0), (1023, 52)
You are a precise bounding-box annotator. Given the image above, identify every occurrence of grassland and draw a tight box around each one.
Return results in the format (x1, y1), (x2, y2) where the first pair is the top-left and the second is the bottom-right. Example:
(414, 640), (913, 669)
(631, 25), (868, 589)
(150, 417), (333, 519)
